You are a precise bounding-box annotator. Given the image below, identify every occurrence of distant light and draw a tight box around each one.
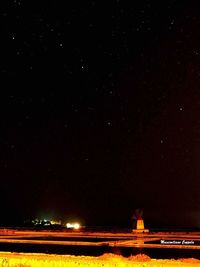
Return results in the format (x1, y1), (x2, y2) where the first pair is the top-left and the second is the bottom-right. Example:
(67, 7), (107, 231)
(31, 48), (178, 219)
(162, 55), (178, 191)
(73, 223), (80, 230)
(66, 223), (71, 228)
(50, 220), (61, 225)
(66, 222), (80, 230)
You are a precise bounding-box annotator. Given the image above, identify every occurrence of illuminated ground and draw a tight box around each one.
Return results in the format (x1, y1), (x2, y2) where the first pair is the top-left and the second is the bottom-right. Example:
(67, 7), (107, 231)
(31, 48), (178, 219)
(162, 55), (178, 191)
(0, 251), (200, 267)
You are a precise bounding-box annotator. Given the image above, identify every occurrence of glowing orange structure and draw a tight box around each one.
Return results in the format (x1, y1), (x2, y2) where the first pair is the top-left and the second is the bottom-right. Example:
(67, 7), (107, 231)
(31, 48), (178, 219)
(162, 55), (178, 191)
(136, 219), (145, 230)
(132, 219), (149, 233)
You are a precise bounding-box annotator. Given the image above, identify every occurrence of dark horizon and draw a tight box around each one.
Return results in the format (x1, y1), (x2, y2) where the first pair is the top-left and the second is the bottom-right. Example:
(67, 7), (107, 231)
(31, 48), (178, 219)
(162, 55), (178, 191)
(1, 1), (200, 229)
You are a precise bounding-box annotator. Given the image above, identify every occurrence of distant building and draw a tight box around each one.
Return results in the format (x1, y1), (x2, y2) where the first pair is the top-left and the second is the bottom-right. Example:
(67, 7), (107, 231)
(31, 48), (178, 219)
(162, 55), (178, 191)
(31, 218), (62, 226)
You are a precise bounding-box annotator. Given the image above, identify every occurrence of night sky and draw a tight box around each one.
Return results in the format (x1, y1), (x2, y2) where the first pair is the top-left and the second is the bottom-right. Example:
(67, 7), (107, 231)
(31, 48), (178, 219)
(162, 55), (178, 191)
(1, 1), (200, 228)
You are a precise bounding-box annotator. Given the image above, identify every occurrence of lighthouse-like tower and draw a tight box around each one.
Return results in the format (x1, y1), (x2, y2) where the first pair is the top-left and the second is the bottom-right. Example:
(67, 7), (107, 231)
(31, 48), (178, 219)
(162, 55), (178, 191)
(132, 209), (149, 233)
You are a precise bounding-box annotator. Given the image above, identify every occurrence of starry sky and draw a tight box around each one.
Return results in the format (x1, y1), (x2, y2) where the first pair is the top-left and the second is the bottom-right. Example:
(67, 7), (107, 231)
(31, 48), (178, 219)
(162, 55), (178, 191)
(1, 1), (200, 228)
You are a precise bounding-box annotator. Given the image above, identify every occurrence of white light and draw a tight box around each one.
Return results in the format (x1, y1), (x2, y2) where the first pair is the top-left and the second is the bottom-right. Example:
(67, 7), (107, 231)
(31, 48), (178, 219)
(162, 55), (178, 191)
(66, 223), (72, 228)
(66, 222), (80, 230)
(73, 223), (80, 230)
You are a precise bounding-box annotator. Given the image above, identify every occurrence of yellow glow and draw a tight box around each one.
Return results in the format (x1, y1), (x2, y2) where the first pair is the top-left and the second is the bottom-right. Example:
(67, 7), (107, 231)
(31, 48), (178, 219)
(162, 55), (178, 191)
(73, 223), (80, 229)
(136, 219), (145, 230)
(50, 220), (61, 225)
(0, 252), (199, 267)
